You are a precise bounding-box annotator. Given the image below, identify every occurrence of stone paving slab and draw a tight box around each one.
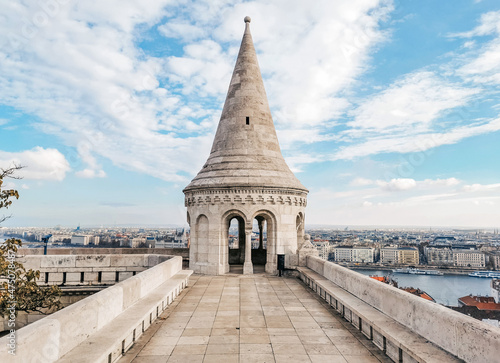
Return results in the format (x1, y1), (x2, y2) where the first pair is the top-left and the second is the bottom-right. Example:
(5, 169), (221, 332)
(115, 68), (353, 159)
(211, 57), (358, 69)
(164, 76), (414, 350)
(121, 273), (392, 363)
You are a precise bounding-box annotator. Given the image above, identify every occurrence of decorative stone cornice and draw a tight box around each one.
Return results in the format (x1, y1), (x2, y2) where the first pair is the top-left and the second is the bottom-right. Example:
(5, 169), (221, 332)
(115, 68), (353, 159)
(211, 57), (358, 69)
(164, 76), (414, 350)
(184, 188), (307, 207)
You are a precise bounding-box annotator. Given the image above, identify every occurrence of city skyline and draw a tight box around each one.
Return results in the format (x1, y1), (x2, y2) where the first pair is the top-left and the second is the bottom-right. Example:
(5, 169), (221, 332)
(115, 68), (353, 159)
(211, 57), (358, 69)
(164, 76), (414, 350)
(1, 1), (500, 228)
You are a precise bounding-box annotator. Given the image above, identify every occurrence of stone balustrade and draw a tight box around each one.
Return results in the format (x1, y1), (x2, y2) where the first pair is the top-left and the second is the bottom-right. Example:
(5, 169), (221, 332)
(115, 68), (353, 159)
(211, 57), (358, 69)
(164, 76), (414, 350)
(17, 254), (168, 286)
(305, 255), (500, 363)
(0, 255), (191, 363)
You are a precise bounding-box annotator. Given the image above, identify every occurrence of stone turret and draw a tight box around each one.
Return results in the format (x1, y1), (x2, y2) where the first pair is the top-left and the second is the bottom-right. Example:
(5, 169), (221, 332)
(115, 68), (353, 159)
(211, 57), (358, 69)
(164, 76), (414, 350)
(184, 17), (308, 275)
(184, 17), (307, 193)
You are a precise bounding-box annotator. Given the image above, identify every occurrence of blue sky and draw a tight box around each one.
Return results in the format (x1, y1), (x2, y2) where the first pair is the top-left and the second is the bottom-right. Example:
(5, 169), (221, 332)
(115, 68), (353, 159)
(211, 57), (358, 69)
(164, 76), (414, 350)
(1, 0), (499, 228)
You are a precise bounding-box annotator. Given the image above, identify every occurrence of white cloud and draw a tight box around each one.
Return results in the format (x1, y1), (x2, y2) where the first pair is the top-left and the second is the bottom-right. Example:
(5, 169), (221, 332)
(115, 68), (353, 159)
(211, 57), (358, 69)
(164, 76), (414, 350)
(0, 0), (397, 182)
(462, 183), (500, 193)
(377, 178), (417, 191)
(453, 11), (500, 85)
(285, 154), (324, 173)
(459, 39), (500, 84)
(346, 177), (463, 196)
(1, 1), (499, 194)
(159, 0), (394, 144)
(75, 169), (106, 179)
(0, 147), (70, 181)
(350, 177), (374, 186)
(308, 179), (500, 227)
(329, 10), (500, 164)
(422, 178), (460, 187)
(333, 117), (500, 160)
(0, 0), (217, 183)
(452, 11), (500, 38)
(158, 20), (207, 41)
(348, 72), (478, 134)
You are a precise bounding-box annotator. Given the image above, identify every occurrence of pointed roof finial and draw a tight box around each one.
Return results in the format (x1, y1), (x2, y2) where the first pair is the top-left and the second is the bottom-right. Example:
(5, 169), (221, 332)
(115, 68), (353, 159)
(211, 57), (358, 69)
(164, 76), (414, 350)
(244, 16), (251, 23)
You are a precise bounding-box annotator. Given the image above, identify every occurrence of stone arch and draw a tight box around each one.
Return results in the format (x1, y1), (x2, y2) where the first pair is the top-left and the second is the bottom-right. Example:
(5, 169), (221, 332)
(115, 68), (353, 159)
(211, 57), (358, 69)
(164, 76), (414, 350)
(222, 209), (250, 225)
(222, 209), (248, 266)
(252, 209), (278, 273)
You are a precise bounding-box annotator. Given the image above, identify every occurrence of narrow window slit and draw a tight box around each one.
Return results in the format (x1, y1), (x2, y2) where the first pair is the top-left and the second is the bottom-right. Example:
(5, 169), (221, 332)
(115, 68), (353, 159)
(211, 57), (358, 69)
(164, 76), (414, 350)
(246, 116), (249, 125)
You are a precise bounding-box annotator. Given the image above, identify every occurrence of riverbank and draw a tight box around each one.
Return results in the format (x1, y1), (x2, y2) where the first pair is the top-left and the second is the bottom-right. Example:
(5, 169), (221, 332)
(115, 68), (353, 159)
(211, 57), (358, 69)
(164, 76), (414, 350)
(344, 264), (485, 276)
(350, 267), (492, 306)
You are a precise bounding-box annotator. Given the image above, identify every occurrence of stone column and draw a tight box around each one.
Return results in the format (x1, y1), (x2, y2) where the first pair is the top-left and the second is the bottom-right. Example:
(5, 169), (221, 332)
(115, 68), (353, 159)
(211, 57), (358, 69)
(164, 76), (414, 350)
(243, 229), (253, 274)
(258, 219), (263, 249)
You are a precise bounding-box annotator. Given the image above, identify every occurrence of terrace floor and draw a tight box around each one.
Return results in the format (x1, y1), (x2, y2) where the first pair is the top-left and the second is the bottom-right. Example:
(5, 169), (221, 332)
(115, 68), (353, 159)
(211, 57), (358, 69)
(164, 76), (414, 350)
(120, 271), (392, 363)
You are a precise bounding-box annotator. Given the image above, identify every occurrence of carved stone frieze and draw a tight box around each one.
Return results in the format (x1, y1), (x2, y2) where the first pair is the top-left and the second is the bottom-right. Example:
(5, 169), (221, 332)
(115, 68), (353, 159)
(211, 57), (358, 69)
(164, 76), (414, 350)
(184, 188), (307, 207)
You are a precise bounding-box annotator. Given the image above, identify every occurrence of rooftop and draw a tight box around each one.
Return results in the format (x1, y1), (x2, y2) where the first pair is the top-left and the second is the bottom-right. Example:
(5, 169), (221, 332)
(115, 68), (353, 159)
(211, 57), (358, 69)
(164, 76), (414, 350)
(459, 295), (500, 311)
(121, 273), (391, 363)
(184, 17), (307, 193)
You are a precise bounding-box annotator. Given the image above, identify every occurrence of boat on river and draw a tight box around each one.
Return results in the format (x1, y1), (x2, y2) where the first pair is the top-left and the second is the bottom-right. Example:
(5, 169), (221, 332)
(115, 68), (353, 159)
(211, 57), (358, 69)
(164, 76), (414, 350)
(393, 268), (443, 275)
(468, 271), (500, 278)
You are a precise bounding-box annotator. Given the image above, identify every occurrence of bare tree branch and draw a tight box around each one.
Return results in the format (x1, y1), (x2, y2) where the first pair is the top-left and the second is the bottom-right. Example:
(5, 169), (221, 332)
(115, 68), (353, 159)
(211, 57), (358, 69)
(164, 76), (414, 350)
(0, 163), (24, 180)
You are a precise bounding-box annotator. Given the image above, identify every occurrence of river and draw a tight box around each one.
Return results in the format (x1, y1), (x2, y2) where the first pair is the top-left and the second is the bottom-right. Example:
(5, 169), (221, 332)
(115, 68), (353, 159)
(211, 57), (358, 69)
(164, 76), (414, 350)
(352, 269), (493, 306)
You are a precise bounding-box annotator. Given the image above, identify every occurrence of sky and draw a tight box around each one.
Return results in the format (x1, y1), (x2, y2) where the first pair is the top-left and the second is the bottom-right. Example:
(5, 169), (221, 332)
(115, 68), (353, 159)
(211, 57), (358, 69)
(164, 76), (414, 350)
(0, 0), (499, 229)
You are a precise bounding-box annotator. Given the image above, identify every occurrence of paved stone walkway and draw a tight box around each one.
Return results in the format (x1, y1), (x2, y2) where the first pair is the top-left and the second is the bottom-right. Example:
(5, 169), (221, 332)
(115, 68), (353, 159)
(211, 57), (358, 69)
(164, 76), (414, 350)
(121, 273), (391, 363)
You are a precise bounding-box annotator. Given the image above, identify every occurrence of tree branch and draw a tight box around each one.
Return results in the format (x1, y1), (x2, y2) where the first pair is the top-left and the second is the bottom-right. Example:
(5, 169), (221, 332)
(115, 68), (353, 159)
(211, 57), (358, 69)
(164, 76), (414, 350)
(0, 164), (24, 180)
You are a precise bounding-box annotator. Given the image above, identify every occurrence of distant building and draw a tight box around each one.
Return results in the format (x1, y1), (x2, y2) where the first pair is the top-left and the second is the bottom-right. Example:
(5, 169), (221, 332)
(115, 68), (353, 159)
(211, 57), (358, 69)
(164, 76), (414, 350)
(333, 246), (353, 262)
(50, 234), (71, 243)
(71, 235), (90, 245)
(492, 280), (500, 304)
(425, 246), (454, 266)
(145, 236), (156, 248)
(130, 237), (146, 248)
(380, 247), (399, 264)
(312, 240), (330, 260)
(332, 246), (375, 263)
(381, 246), (419, 265)
(431, 236), (456, 245)
(453, 250), (485, 268)
(458, 295), (500, 311)
(398, 247), (419, 265)
(353, 247), (375, 263)
(491, 253), (500, 270)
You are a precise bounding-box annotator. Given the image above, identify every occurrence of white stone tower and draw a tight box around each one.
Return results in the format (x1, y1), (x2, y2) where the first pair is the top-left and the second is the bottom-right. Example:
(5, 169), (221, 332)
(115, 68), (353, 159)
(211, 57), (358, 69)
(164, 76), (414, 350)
(183, 17), (308, 275)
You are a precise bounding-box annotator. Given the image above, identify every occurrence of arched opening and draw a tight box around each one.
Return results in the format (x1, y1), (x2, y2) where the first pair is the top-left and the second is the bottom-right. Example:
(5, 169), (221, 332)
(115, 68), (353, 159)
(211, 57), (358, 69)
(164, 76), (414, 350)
(251, 216), (267, 269)
(252, 210), (277, 274)
(226, 214), (246, 266)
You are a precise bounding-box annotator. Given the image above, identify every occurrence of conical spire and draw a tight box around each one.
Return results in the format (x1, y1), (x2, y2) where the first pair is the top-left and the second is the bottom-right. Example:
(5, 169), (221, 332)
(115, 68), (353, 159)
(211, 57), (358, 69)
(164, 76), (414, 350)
(184, 17), (307, 193)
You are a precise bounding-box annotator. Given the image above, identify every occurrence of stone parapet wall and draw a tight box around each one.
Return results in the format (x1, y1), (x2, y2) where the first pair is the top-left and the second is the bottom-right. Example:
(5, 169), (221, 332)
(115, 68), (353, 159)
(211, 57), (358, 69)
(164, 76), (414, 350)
(0, 255), (184, 362)
(16, 254), (171, 286)
(306, 255), (500, 363)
